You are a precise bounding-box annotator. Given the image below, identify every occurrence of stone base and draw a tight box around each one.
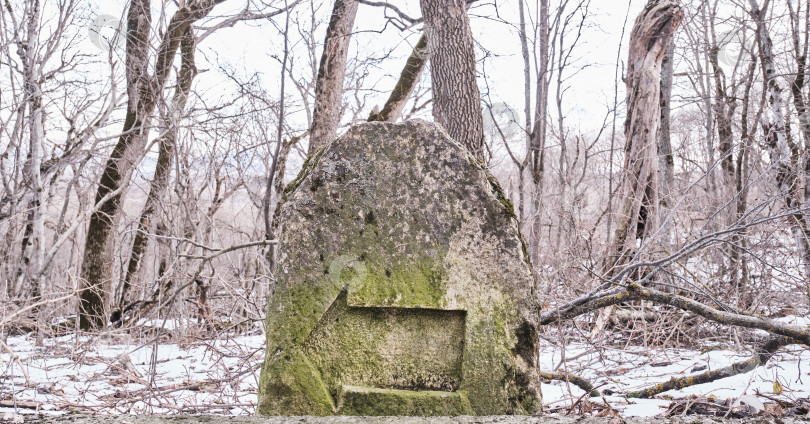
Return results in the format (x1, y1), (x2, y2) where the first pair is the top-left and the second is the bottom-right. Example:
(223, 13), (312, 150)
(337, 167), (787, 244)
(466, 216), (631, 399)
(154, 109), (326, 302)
(337, 386), (473, 416)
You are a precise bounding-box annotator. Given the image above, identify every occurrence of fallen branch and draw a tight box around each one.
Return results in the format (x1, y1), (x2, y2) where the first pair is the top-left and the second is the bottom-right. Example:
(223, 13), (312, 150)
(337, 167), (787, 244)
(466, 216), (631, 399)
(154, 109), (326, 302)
(0, 292), (77, 329)
(540, 286), (627, 324)
(539, 369), (600, 397)
(0, 337), (30, 384)
(0, 399), (39, 409)
(628, 335), (791, 398)
(541, 283), (810, 346)
(544, 205), (810, 328)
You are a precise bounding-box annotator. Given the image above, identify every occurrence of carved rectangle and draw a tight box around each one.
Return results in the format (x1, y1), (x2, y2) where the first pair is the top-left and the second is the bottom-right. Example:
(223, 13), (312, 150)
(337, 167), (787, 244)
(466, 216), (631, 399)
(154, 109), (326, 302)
(304, 292), (465, 393)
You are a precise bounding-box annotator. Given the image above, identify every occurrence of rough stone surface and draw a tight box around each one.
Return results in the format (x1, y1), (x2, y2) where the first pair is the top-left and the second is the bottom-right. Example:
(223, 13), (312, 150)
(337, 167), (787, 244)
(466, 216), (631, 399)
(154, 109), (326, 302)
(258, 120), (542, 416)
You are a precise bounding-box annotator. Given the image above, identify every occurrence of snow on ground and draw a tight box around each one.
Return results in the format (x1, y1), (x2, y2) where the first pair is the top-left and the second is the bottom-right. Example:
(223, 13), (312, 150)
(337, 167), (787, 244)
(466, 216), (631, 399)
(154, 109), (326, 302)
(1, 329), (265, 415)
(2, 327), (809, 417)
(540, 341), (810, 417)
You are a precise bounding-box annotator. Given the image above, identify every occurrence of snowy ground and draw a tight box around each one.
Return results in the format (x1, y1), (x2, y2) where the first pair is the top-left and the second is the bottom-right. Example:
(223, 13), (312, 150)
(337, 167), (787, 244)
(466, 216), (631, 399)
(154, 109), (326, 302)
(540, 342), (810, 416)
(2, 321), (809, 418)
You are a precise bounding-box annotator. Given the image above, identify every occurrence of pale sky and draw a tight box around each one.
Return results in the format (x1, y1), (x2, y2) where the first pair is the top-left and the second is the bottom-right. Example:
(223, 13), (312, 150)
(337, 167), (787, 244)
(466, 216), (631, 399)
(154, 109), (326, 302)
(75, 0), (656, 187)
(83, 0), (645, 135)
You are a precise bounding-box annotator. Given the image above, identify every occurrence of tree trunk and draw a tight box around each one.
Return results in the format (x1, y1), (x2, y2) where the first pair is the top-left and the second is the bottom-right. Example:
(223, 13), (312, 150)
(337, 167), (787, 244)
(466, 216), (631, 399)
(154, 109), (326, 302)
(10, 0), (45, 301)
(707, 11), (737, 226)
(658, 40), (675, 243)
(264, 5), (292, 267)
(79, 0), (152, 330)
(729, 51), (758, 304)
(749, 0), (810, 279)
(307, 0), (358, 154)
(787, 1), (810, 147)
(420, 0), (486, 160)
(786, 1), (810, 278)
(119, 28), (197, 310)
(79, 0), (223, 330)
(368, 34), (428, 123)
(605, 0), (682, 275)
(517, 0), (531, 224)
(529, 0), (549, 259)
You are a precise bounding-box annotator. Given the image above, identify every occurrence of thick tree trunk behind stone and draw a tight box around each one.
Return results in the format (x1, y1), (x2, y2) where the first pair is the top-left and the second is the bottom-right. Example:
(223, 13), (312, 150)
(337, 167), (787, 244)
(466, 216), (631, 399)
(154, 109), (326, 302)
(119, 28), (197, 310)
(307, 0), (358, 154)
(368, 35), (427, 123)
(79, 0), (222, 330)
(606, 0), (682, 274)
(420, 0), (486, 160)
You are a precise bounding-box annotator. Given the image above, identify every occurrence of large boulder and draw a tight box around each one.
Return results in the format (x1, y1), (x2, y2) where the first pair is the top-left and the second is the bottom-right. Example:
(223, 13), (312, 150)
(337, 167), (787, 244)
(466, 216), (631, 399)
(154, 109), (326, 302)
(258, 120), (541, 416)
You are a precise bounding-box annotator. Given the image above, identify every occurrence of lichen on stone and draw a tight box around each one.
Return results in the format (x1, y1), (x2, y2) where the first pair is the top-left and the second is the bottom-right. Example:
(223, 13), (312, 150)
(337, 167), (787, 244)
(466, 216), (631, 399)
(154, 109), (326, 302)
(258, 120), (542, 416)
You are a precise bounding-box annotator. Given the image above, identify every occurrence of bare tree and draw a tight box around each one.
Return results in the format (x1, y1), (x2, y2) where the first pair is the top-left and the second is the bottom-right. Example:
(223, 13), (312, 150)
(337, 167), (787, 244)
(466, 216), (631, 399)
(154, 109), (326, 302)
(591, 0), (682, 340)
(263, 0), (293, 266)
(15, 0), (45, 302)
(786, 0), (810, 277)
(605, 0), (683, 275)
(118, 28), (197, 312)
(79, 0), (226, 330)
(1, 0), (116, 302)
(528, 0), (550, 257)
(748, 0), (810, 280)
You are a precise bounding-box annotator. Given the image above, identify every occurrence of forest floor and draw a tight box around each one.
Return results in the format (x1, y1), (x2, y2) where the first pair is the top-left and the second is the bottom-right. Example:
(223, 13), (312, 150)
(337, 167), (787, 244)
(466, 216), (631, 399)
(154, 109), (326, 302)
(2, 318), (810, 421)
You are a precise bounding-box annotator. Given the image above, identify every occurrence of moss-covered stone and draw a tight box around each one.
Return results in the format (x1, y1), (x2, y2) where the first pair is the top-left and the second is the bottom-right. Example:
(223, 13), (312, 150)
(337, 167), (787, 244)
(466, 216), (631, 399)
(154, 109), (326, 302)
(258, 120), (542, 416)
(304, 291), (465, 394)
(257, 349), (334, 416)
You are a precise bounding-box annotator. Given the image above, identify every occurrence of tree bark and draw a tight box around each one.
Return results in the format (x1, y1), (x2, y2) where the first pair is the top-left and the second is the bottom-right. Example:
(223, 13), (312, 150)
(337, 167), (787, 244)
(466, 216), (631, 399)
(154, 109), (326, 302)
(307, 0), (358, 154)
(656, 37), (676, 295)
(79, 0), (223, 330)
(658, 41), (675, 212)
(420, 0), (486, 160)
(367, 34), (427, 123)
(606, 0), (683, 274)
